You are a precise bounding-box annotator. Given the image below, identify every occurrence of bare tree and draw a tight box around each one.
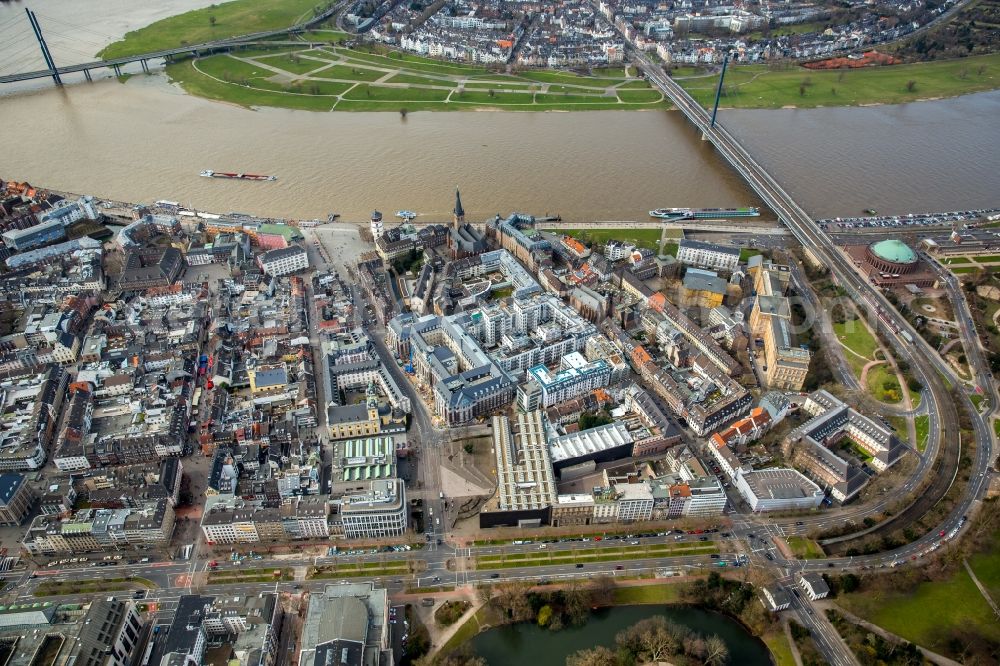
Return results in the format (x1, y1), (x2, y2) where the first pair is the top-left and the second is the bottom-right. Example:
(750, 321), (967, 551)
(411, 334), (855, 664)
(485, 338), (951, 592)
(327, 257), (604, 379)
(640, 618), (679, 661)
(705, 634), (730, 665)
(566, 645), (618, 666)
(563, 582), (592, 625)
(591, 575), (616, 607)
(495, 580), (533, 622)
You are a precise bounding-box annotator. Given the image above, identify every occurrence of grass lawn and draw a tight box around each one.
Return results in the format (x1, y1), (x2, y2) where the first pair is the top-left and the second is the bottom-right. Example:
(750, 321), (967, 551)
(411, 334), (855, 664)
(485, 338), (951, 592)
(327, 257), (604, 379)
(968, 530), (1000, 601)
(886, 415), (908, 440)
(534, 92), (613, 104)
(35, 576), (155, 597)
(762, 628), (797, 666)
(310, 64), (389, 81)
(914, 414), (930, 452)
(550, 227), (667, 251)
(193, 54), (274, 82)
(99, 0), (323, 59)
(476, 544), (718, 569)
(618, 79), (656, 88)
(740, 248), (762, 262)
(439, 604), (503, 657)
(336, 84), (452, 102)
(308, 563), (412, 579)
(866, 364), (903, 403)
(994, 418), (1000, 439)
(258, 52), (334, 75)
(833, 318), (879, 376)
(617, 89), (665, 103)
(838, 566), (1000, 653)
(786, 535), (826, 559)
(336, 48), (488, 76)
(516, 70), (625, 86)
(294, 29), (349, 42)
(451, 90), (536, 105)
(941, 256), (975, 264)
(208, 567), (293, 584)
(168, 59), (338, 111)
(610, 583), (683, 604)
(678, 52), (1000, 109)
(387, 73), (457, 86)
(951, 266), (983, 274)
(463, 81), (536, 90)
(972, 254), (1000, 262)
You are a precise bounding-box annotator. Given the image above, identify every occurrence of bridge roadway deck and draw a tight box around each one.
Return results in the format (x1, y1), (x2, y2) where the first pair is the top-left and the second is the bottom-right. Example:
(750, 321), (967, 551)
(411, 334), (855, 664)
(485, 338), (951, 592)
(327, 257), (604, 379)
(0, 4), (341, 85)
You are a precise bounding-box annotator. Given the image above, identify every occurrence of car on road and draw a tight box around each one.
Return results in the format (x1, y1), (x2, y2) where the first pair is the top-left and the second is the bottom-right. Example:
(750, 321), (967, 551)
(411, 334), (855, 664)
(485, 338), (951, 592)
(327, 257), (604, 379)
(710, 554), (720, 559)
(575, 564), (584, 568)
(490, 573), (500, 579)
(615, 565), (624, 570)
(765, 553), (774, 561)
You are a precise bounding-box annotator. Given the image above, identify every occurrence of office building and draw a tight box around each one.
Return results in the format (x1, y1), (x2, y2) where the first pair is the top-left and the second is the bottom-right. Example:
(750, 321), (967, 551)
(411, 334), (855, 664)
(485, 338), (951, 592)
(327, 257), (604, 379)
(517, 352), (612, 411)
(257, 245), (309, 276)
(482, 411), (557, 528)
(676, 239), (740, 272)
(68, 598), (143, 666)
(2, 219), (66, 251)
(335, 479), (407, 540)
(735, 468), (824, 512)
(0, 473), (37, 526)
(298, 583), (391, 666)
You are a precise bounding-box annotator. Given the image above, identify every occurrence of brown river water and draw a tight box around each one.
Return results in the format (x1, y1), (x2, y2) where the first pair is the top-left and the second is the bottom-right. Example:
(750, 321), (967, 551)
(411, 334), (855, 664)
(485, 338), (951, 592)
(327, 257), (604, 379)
(2, 0), (998, 222)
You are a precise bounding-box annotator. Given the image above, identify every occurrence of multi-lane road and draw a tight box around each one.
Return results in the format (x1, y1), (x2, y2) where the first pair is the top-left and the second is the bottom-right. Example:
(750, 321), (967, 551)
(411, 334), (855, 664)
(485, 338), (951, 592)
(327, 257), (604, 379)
(625, 49), (995, 663)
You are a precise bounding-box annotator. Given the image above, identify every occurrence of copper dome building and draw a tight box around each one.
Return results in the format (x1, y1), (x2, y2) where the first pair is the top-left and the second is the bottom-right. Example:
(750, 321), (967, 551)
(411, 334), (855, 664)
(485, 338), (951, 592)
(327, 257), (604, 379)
(865, 239), (919, 274)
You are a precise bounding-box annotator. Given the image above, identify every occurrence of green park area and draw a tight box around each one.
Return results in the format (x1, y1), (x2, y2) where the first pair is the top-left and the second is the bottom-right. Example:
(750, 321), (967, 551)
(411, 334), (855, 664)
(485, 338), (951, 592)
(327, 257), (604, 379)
(476, 542), (719, 569)
(832, 317), (879, 377)
(914, 414), (930, 452)
(99, 0), (332, 59)
(307, 560), (416, 580)
(167, 44), (665, 112)
(35, 576), (155, 597)
(866, 363), (903, 404)
(838, 532), (1000, 657)
(207, 567), (293, 584)
(550, 228), (676, 254)
(785, 536), (826, 559)
(677, 52), (1000, 109)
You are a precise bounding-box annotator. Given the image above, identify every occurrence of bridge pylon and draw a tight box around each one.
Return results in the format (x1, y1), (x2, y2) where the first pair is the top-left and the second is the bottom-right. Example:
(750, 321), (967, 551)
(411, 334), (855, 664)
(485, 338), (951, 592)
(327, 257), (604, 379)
(25, 9), (61, 86)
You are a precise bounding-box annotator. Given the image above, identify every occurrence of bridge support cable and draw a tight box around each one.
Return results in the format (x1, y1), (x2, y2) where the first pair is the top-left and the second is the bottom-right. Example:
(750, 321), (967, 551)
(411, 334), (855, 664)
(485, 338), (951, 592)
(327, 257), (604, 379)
(710, 52), (729, 129)
(25, 9), (61, 85)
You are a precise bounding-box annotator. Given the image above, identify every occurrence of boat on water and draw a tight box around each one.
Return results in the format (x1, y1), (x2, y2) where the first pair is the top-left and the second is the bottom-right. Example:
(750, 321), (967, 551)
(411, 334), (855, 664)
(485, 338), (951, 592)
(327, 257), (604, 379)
(200, 170), (276, 181)
(648, 207), (760, 220)
(396, 210), (417, 220)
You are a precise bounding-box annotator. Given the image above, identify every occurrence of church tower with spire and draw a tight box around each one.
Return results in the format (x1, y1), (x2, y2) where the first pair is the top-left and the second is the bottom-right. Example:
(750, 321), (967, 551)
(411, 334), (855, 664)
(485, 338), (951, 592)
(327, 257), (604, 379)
(452, 188), (465, 228)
